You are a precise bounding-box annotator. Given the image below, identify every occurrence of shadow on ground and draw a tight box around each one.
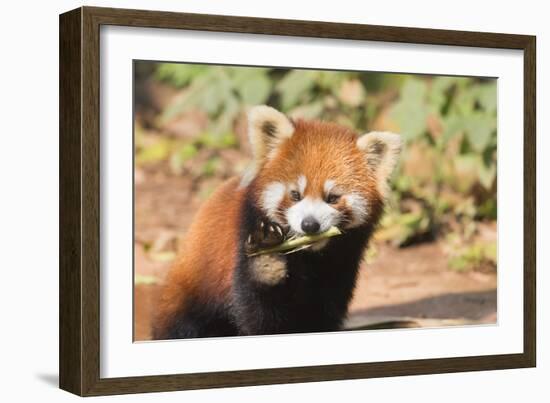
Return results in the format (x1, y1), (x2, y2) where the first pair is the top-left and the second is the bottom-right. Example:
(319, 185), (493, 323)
(351, 289), (497, 321)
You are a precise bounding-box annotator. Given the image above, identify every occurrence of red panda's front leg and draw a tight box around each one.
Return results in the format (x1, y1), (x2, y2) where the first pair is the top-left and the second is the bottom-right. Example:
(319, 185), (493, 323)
(233, 217), (294, 335)
(244, 219), (288, 286)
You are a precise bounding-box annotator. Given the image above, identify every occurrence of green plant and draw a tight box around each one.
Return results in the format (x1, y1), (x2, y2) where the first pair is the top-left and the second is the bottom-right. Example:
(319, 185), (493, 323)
(390, 76), (497, 193)
(156, 64), (273, 135)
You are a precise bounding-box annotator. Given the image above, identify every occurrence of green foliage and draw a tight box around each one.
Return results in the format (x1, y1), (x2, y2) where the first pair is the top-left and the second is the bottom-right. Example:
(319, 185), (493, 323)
(169, 143), (198, 174)
(387, 76), (497, 243)
(135, 128), (237, 177)
(197, 132), (237, 149)
(390, 78), (430, 141)
(201, 156), (221, 177)
(276, 70), (319, 110)
(134, 274), (159, 285)
(447, 240), (497, 272)
(156, 65), (273, 135)
(135, 139), (171, 165)
(376, 209), (433, 247)
(155, 64), (208, 87)
(391, 76), (496, 161)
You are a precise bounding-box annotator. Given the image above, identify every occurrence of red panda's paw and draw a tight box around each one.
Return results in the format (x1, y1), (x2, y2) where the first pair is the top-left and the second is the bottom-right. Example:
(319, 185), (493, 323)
(244, 218), (285, 254)
(250, 254), (288, 285)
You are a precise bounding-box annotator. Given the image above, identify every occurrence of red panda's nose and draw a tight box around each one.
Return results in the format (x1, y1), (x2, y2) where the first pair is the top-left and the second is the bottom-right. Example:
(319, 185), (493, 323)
(301, 216), (320, 234)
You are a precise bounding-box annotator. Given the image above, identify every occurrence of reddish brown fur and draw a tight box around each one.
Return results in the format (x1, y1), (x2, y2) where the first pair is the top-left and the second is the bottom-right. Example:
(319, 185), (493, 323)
(154, 177), (244, 338)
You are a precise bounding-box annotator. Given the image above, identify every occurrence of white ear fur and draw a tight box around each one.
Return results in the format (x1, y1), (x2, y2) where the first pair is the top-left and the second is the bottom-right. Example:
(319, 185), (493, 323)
(356, 131), (402, 196)
(248, 105), (294, 164)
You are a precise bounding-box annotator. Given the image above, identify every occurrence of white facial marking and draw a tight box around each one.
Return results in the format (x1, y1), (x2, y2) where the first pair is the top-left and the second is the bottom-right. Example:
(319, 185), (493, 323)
(286, 197), (340, 235)
(297, 175), (307, 194)
(345, 194), (369, 227)
(261, 182), (286, 221)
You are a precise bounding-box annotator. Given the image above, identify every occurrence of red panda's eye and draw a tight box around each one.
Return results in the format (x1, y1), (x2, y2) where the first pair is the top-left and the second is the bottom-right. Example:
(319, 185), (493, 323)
(290, 190), (301, 202)
(326, 194), (341, 204)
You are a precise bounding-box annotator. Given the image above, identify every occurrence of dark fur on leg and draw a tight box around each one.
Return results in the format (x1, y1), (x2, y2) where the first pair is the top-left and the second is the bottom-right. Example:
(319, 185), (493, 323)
(158, 297), (238, 339)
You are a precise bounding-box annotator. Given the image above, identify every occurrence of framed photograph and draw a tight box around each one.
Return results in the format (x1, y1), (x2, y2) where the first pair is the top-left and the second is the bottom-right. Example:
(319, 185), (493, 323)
(59, 6), (536, 396)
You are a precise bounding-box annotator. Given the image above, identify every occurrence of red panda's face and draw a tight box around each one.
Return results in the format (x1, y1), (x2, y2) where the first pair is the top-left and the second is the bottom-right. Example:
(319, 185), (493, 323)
(245, 106), (401, 243)
(256, 124), (377, 236)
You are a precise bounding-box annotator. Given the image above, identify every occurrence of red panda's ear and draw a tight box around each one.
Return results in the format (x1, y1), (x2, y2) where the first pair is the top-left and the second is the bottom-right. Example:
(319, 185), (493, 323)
(356, 131), (402, 196)
(248, 105), (294, 164)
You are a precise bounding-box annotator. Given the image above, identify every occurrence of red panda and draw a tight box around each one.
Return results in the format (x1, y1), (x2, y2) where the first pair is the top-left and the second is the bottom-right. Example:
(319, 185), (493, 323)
(153, 105), (401, 339)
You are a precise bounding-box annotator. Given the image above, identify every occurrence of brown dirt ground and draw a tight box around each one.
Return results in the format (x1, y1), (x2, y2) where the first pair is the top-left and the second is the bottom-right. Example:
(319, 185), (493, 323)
(133, 169), (496, 341)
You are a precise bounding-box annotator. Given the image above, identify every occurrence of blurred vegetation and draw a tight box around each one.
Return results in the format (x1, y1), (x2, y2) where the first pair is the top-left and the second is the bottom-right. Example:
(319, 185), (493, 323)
(134, 62), (497, 272)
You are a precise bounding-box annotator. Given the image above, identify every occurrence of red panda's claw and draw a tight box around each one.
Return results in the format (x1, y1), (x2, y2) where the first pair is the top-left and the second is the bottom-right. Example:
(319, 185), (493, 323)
(245, 218), (285, 254)
(273, 225), (283, 238)
(262, 221), (285, 247)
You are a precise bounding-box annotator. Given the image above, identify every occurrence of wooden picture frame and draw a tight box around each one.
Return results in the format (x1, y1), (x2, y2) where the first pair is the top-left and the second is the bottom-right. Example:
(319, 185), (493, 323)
(59, 6), (536, 396)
